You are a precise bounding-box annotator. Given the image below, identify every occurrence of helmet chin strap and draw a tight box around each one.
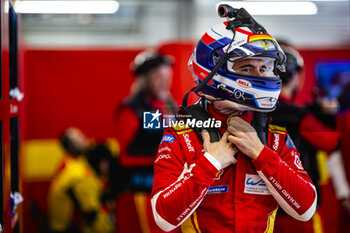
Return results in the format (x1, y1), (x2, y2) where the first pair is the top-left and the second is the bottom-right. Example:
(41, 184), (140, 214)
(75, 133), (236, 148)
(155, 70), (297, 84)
(252, 112), (269, 145)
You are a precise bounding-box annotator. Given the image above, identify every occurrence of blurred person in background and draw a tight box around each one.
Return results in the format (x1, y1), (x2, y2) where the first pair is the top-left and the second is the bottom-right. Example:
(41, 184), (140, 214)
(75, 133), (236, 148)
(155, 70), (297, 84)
(269, 42), (340, 233)
(47, 127), (115, 233)
(326, 72), (350, 233)
(114, 49), (177, 192)
(85, 143), (120, 217)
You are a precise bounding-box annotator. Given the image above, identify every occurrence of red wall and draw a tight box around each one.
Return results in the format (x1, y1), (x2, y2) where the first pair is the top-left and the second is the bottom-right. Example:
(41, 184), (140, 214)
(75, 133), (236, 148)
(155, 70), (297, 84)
(24, 48), (139, 140)
(23, 42), (195, 141)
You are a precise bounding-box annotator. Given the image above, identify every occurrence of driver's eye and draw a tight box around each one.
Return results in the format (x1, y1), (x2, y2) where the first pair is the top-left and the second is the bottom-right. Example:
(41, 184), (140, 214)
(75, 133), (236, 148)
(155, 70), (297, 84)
(259, 65), (268, 73)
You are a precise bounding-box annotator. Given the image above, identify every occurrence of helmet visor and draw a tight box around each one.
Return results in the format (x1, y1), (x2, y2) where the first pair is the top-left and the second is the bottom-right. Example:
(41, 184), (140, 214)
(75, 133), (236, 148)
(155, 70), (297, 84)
(227, 56), (278, 78)
(226, 39), (286, 75)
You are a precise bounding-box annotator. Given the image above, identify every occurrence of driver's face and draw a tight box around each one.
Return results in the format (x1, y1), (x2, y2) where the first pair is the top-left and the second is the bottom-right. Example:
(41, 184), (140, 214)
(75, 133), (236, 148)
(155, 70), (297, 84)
(233, 59), (268, 77)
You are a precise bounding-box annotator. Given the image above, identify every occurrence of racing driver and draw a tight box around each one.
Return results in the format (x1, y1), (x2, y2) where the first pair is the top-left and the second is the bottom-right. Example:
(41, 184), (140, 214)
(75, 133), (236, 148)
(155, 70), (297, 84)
(150, 4), (317, 233)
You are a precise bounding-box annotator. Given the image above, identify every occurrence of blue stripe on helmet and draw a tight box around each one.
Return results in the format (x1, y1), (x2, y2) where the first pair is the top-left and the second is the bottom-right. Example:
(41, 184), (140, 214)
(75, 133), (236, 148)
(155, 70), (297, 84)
(211, 28), (223, 37)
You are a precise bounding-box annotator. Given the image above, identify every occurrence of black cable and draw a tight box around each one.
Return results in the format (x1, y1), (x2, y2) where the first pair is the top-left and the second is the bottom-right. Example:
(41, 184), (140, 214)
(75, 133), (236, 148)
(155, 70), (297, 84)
(182, 24), (236, 107)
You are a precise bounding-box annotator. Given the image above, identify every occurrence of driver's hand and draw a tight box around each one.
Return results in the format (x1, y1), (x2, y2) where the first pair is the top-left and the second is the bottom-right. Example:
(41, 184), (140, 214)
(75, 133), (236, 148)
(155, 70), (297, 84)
(202, 130), (238, 168)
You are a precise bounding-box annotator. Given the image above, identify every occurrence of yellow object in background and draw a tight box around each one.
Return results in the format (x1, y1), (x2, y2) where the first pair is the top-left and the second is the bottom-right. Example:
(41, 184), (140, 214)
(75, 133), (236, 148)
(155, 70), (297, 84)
(48, 156), (114, 233)
(316, 150), (330, 185)
(22, 138), (120, 181)
(105, 138), (120, 158)
(22, 139), (65, 181)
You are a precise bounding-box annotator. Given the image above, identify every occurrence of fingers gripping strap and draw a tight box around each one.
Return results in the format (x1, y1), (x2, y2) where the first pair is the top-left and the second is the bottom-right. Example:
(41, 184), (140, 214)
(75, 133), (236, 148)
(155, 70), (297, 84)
(178, 103), (221, 143)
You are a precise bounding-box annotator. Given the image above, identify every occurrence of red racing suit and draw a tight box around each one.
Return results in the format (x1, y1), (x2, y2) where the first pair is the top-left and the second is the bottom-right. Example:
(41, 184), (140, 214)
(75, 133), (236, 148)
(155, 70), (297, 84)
(151, 104), (317, 233)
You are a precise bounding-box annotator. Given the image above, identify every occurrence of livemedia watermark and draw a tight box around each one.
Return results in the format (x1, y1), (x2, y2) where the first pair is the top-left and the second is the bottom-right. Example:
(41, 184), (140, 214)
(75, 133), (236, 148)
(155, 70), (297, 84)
(143, 109), (221, 130)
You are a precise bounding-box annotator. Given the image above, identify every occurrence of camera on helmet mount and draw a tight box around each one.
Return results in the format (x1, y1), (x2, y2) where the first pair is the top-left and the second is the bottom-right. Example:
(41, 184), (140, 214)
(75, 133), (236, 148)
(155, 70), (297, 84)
(216, 2), (267, 34)
(217, 4), (239, 18)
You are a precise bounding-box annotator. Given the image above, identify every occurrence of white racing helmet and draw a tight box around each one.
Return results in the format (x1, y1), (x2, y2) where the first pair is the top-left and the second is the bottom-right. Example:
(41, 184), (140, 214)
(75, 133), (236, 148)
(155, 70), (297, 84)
(188, 19), (286, 112)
